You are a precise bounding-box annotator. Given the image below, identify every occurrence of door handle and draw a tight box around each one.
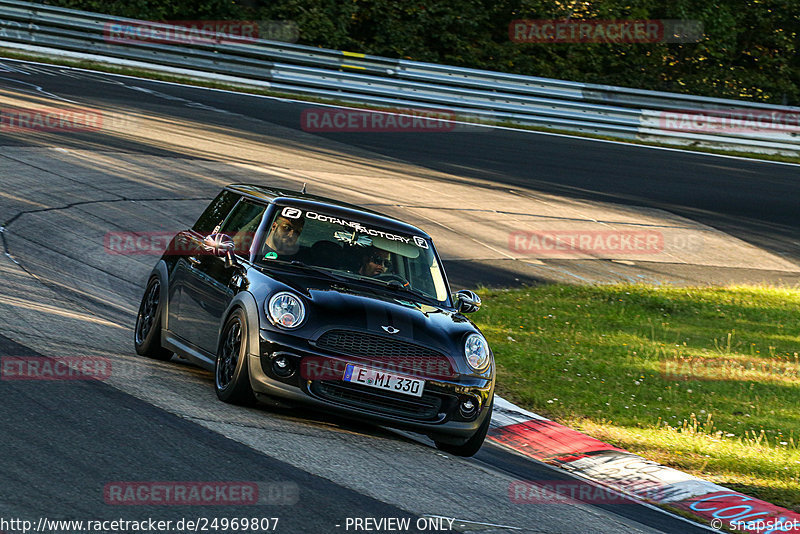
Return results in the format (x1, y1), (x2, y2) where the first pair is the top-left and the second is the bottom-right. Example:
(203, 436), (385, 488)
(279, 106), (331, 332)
(187, 256), (201, 266)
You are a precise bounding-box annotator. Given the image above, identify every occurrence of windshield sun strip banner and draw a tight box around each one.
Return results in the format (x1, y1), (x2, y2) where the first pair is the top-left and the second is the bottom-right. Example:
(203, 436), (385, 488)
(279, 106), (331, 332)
(280, 206), (429, 249)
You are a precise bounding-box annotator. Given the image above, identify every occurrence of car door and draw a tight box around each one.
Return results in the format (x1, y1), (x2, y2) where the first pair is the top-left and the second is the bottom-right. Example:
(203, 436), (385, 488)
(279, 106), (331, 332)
(178, 198), (268, 354)
(169, 190), (240, 346)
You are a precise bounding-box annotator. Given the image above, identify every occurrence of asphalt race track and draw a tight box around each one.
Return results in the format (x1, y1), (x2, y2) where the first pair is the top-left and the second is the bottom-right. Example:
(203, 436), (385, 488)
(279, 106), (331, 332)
(3, 57), (795, 533)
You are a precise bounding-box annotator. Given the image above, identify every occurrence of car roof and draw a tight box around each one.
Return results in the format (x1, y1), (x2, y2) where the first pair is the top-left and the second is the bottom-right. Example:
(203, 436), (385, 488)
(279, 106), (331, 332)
(226, 183), (431, 238)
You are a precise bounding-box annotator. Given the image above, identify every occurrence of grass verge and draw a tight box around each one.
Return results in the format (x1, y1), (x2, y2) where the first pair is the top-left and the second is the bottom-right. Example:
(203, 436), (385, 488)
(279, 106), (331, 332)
(474, 284), (800, 511)
(1, 48), (799, 166)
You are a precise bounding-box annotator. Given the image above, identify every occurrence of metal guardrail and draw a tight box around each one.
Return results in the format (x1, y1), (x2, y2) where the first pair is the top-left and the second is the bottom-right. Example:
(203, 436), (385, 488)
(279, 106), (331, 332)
(0, 0), (798, 155)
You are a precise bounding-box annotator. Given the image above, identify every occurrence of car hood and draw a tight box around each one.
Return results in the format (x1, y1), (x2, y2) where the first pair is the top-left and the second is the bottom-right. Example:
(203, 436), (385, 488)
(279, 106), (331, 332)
(259, 268), (479, 359)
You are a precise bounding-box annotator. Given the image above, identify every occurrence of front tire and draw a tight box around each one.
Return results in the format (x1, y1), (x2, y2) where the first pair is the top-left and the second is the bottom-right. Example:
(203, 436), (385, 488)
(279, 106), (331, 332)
(215, 308), (256, 405)
(134, 277), (173, 361)
(435, 397), (493, 457)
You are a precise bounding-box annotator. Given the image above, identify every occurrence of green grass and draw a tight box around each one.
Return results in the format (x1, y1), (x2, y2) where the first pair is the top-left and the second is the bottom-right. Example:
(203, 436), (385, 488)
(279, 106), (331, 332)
(474, 284), (800, 510)
(2, 48), (800, 166)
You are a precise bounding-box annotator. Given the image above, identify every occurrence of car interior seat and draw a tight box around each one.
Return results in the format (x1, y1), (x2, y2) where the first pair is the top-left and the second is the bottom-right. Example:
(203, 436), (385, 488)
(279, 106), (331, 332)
(306, 240), (343, 269)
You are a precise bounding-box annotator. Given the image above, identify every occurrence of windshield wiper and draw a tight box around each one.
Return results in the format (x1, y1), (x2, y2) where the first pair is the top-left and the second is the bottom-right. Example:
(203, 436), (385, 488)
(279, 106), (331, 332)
(289, 260), (352, 282)
(376, 279), (435, 303)
(263, 259), (348, 282)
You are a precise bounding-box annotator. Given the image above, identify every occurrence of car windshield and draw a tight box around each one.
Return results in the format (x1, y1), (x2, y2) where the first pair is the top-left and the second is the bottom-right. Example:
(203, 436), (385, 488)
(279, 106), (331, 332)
(255, 205), (449, 303)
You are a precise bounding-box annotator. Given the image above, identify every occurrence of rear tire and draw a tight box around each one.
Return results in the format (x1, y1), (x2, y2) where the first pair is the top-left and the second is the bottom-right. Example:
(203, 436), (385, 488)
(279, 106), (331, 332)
(134, 277), (173, 361)
(215, 308), (256, 405)
(435, 397), (493, 457)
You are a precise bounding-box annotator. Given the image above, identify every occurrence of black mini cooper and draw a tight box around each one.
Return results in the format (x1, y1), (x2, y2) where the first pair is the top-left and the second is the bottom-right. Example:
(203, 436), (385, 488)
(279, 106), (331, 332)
(134, 184), (494, 456)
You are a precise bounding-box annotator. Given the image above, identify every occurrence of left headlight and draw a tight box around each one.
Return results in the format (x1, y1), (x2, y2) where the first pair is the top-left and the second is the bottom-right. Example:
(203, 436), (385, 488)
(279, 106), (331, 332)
(464, 333), (490, 371)
(266, 291), (306, 329)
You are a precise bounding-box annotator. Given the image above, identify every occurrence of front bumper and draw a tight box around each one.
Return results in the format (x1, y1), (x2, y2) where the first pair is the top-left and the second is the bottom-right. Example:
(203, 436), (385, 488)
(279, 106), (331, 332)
(249, 329), (494, 443)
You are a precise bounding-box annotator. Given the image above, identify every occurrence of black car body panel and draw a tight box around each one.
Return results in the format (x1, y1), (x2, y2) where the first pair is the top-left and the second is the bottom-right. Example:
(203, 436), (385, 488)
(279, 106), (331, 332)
(140, 184), (495, 449)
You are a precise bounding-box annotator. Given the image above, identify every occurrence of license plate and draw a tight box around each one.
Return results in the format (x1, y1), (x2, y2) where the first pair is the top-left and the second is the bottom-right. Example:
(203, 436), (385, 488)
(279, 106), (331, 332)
(343, 364), (424, 397)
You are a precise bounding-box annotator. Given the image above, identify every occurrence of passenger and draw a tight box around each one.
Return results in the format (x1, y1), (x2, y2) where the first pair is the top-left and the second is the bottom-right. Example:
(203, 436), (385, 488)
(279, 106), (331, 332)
(358, 247), (391, 277)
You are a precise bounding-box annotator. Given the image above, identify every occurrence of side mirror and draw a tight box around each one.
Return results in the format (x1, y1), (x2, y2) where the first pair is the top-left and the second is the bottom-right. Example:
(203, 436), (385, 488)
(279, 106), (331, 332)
(203, 233), (237, 266)
(454, 289), (481, 314)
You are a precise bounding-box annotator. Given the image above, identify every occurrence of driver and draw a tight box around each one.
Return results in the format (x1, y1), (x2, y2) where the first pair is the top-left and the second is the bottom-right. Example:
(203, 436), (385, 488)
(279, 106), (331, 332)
(263, 214), (304, 257)
(358, 247), (391, 277)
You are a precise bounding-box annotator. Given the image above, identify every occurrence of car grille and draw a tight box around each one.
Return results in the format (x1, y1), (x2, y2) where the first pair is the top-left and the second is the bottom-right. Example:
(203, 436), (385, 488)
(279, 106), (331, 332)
(313, 330), (457, 379)
(310, 380), (444, 421)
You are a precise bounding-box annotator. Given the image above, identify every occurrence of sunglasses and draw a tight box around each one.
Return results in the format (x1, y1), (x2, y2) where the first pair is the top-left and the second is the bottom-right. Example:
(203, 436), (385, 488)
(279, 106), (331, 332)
(369, 255), (392, 268)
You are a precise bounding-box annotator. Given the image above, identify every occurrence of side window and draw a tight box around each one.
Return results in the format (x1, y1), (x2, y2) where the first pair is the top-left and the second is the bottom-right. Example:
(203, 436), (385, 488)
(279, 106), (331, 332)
(219, 200), (268, 256)
(192, 191), (239, 234)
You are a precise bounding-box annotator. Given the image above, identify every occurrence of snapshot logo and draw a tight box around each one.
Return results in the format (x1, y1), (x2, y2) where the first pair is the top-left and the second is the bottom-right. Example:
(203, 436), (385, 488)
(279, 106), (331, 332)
(102, 20), (298, 45)
(301, 355), (458, 381)
(730, 518), (800, 533)
(0, 107), (103, 132)
(103, 481), (298, 506)
(659, 109), (800, 134)
(300, 107), (489, 133)
(1, 356), (112, 381)
(679, 491), (800, 533)
(509, 230), (666, 256)
(509, 19), (703, 43)
(509, 480), (664, 505)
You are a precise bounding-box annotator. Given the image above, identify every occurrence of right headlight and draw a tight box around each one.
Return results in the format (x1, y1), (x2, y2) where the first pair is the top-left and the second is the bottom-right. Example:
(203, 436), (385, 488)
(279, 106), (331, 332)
(464, 333), (490, 371)
(266, 291), (306, 329)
